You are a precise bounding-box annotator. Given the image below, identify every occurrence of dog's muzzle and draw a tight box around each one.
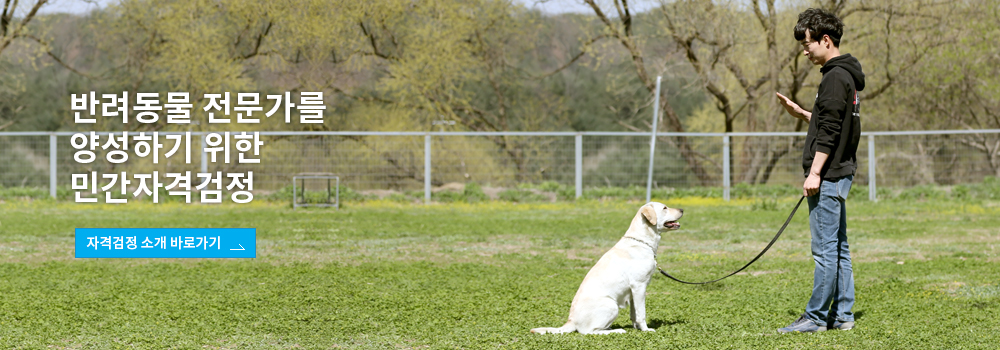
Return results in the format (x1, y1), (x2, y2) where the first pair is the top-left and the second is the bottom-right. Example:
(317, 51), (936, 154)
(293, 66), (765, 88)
(664, 221), (680, 229)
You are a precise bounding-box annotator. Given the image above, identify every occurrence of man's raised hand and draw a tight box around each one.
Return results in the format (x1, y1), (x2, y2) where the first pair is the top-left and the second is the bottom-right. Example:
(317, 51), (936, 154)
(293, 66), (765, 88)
(776, 92), (810, 122)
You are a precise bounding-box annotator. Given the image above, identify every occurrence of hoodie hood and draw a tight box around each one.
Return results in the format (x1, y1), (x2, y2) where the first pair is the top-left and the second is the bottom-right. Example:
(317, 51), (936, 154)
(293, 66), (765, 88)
(821, 54), (865, 91)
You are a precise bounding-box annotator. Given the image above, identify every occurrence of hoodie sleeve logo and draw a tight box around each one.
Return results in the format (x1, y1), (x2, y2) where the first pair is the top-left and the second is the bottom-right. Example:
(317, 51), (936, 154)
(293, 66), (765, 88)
(852, 91), (861, 118)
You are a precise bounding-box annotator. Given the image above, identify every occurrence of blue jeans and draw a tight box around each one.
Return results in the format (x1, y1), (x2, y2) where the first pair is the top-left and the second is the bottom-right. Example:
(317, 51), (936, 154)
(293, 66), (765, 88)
(805, 175), (855, 326)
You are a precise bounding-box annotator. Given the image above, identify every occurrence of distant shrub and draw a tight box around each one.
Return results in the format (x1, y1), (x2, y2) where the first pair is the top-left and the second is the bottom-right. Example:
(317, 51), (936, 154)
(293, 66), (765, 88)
(895, 185), (949, 201)
(259, 184), (374, 204)
(0, 186), (50, 200)
(384, 193), (414, 203)
(751, 197), (779, 211)
(463, 182), (488, 203)
(518, 181), (575, 200)
(497, 189), (549, 203)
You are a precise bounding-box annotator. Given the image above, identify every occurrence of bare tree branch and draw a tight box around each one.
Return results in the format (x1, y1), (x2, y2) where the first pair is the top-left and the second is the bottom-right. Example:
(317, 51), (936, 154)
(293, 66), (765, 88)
(1, 0), (48, 54)
(241, 21), (273, 59)
(358, 20), (399, 61)
(0, 117), (17, 131)
(583, 0), (653, 92)
(1, 0), (13, 38)
(329, 85), (394, 105)
(20, 33), (99, 79)
(532, 34), (609, 79)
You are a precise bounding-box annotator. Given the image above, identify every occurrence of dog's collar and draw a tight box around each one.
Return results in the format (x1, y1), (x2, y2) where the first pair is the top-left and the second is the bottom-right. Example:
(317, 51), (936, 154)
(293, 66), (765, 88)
(624, 236), (657, 257)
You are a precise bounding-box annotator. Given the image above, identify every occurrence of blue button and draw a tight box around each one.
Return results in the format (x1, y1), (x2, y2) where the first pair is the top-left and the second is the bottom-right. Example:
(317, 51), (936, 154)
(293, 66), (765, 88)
(75, 228), (256, 258)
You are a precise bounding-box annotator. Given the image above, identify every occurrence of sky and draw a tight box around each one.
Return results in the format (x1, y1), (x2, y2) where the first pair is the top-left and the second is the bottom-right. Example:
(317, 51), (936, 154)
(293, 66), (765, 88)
(35, 0), (661, 16)
(33, 0), (796, 16)
(515, 0), (659, 15)
(36, 0), (114, 15)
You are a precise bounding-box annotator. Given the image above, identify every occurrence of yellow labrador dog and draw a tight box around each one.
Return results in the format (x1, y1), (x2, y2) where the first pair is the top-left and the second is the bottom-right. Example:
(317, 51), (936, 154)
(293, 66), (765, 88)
(531, 202), (683, 335)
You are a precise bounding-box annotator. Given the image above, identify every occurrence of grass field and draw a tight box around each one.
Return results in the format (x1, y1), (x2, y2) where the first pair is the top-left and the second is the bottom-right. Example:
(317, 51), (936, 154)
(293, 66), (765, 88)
(1, 197), (999, 349)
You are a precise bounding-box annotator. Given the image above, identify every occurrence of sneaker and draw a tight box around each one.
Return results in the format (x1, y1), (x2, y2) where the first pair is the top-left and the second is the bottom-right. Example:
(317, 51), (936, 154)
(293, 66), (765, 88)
(829, 320), (855, 330)
(777, 313), (826, 333)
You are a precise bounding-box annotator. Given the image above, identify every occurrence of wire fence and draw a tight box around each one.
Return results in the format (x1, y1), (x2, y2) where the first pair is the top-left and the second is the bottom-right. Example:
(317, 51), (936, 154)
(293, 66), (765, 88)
(1, 130), (999, 201)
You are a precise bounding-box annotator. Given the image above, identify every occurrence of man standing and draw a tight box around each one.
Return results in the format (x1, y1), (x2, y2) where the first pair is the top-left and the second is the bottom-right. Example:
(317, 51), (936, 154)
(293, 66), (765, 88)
(775, 7), (865, 333)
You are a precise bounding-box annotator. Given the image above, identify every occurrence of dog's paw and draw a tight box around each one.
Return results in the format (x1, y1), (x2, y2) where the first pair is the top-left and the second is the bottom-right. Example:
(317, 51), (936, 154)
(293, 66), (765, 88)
(633, 323), (656, 332)
(634, 324), (656, 332)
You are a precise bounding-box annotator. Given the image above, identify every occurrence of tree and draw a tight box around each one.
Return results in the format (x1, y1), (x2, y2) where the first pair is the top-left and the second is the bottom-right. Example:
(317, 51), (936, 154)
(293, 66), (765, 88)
(576, 0), (961, 185)
(652, 0), (808, 185)
(91, 0), (571, 184)
(864, 0), (1000, 179)
(343, 0), (575, 181)
(0, 0), (49, 57)
(582, 0), (714, 186)
(0, 0), (69, 130)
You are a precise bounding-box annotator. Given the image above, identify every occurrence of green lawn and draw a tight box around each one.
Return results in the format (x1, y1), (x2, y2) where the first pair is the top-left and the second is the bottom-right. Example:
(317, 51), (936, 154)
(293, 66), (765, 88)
(1, 198), (998, 349)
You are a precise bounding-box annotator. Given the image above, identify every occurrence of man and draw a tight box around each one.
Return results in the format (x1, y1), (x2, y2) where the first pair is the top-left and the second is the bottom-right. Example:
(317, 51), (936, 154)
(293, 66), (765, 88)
(775, 7), (864, 333)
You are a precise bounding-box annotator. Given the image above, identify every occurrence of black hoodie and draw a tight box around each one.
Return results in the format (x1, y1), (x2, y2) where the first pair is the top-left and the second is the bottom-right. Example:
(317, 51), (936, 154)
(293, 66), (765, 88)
(803, 53), (866, 179)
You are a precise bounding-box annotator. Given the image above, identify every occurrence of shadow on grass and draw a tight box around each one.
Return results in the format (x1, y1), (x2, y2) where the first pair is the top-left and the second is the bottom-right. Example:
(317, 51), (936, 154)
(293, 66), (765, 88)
(649, 318), (687, 328)
(622, 318), (687, 330)
(782, 309), (866, 322)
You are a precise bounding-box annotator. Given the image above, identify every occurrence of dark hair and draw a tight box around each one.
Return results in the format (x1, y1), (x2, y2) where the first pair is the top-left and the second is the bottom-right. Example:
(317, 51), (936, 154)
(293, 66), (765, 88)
(794, 8), (843, 47)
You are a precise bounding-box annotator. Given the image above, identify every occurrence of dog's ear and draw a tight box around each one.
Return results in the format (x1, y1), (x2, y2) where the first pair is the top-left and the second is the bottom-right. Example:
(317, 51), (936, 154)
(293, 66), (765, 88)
(641, 205), (657, 226)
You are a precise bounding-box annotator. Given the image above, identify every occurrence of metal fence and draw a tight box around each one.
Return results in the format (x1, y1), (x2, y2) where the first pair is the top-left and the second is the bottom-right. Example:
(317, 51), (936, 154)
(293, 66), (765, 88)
(1, 130), (999, 202)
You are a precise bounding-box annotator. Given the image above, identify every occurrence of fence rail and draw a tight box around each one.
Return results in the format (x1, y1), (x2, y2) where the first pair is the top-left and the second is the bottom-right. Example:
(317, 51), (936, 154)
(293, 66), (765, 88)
(2, 130), (999, 202)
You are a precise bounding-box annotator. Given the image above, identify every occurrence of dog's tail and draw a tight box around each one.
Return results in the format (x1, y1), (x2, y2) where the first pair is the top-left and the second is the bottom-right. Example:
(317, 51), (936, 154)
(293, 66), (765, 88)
(530, 321), (575, 334)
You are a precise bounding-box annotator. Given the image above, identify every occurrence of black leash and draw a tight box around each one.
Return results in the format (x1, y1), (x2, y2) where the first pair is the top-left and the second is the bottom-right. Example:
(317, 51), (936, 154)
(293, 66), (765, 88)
(657, 196), (805, 285)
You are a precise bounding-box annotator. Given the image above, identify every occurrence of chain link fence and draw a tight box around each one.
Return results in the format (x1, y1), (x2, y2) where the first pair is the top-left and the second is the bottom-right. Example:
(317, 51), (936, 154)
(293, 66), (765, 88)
(1, 130), (999, 201)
